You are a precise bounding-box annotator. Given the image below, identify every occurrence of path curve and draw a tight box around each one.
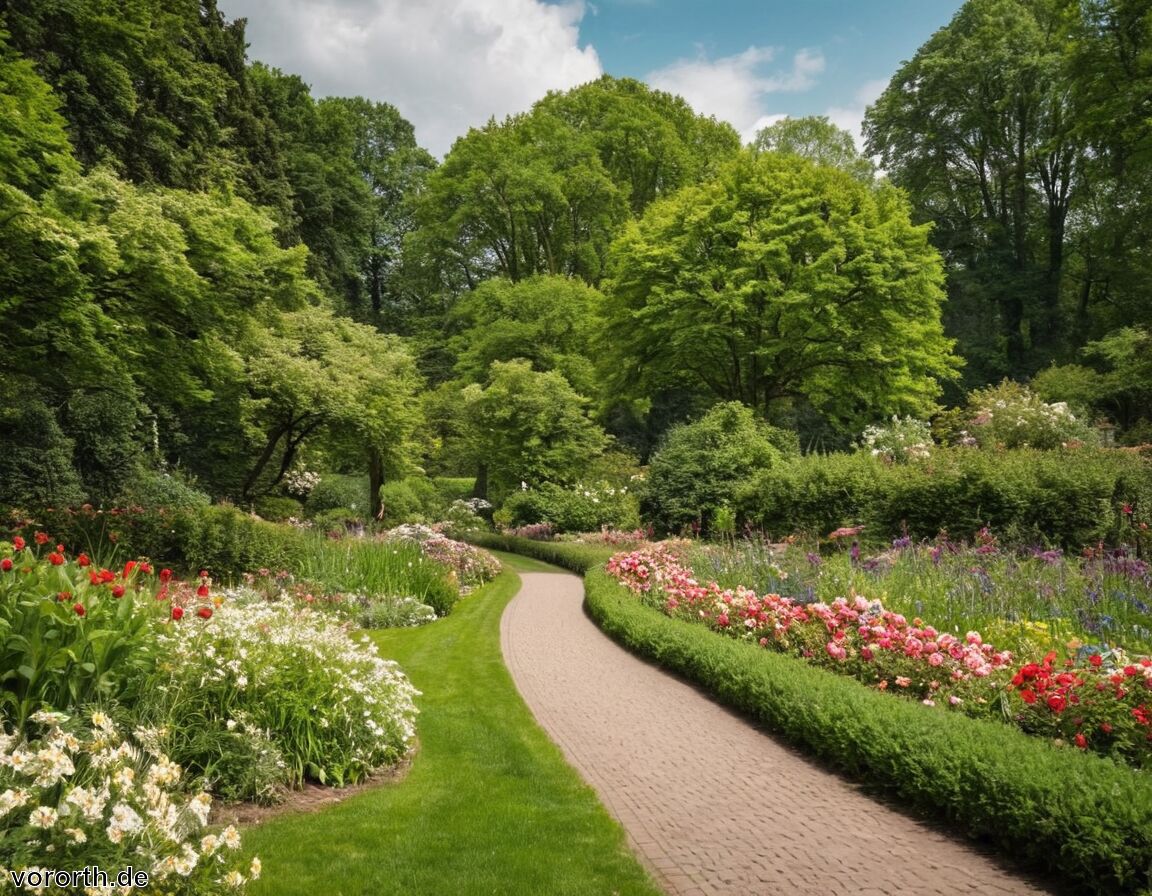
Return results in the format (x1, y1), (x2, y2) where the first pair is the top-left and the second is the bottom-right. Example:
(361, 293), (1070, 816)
(501, 569), (1056, 896)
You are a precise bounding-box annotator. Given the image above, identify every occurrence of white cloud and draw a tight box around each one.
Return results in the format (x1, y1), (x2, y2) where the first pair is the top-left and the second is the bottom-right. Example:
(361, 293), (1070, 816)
(221, 0), (603, 157)
(824, 78), (889, 154)
(647, 46), (825, 144)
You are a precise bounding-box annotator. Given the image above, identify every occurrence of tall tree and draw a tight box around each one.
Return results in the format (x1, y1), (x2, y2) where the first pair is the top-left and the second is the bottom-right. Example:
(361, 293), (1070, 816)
(864, 0), (1082, 381)
(753, 116), (875, 182)
(601, 151), (959, 432)
(321, 96), (435, 326)
(536, 75), (742, 215)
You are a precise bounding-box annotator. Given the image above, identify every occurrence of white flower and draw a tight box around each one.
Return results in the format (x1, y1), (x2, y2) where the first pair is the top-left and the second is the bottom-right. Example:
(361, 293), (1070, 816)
(29, 806), (58, 828)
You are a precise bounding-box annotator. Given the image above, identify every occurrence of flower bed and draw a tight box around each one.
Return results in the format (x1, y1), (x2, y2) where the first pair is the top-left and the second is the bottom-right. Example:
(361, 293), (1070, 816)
(606, 545), (1152, 767)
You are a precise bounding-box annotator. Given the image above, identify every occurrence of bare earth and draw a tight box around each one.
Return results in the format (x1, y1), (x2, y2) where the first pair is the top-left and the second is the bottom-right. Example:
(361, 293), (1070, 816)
(500, 570), (1057, 896)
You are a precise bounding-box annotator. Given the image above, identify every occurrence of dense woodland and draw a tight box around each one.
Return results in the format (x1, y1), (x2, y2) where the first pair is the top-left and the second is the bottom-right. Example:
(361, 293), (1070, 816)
(1, 0), (1150, 526)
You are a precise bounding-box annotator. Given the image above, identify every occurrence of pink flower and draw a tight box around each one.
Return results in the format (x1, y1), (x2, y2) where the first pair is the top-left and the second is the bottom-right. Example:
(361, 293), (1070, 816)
(928, 652), (945, 667)
(826, 642), (847, 661)
(895, 676), (911, 688)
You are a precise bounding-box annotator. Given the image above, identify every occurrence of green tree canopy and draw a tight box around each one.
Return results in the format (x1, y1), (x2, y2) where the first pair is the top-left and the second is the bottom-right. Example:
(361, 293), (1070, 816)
(453, 360), (607, 503)
(601, 150), (959, 433)
(753, 116), (875, 182)
(448, 274), (601, 395)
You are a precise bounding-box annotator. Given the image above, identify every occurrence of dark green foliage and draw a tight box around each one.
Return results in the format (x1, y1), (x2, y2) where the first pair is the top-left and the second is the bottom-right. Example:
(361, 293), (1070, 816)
(644, 402), (792, 534)
(0, 393), (84, 508)
(740, 448), (1152, 547)
(305, 474), (372, 519)
(169, 505), (307, 578)
(583, 569), (1152, 895)
(378, 476), (442, 526)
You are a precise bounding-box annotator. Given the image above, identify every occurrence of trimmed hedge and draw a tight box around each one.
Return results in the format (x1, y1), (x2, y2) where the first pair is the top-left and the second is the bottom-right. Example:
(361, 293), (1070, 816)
(466, 533), (612, 574)
(738, 447), (1152, 547)
(583, 568), (1152, 895)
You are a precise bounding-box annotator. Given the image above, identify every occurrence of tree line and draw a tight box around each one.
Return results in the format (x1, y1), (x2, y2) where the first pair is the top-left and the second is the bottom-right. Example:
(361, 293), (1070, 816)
(0, 0), (1149, 519)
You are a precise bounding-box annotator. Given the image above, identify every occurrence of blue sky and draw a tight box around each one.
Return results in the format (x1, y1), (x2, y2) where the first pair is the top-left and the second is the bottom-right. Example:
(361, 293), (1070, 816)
(224, 0), (964, 157)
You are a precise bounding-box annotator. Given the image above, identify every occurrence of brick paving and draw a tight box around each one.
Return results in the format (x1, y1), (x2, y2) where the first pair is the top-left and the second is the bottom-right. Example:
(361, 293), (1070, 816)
(500, 570), (1057, 896)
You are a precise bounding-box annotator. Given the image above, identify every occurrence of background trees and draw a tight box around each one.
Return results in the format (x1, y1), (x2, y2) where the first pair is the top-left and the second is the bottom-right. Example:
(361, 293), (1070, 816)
(601, 151), (959, 434)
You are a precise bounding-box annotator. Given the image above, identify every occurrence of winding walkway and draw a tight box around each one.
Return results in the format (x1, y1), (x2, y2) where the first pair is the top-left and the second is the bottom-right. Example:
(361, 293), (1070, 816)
(500, 569), (1057, 896)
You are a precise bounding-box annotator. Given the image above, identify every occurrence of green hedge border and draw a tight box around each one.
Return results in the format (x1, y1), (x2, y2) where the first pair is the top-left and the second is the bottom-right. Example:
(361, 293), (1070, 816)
(477, 534), (1152, 895)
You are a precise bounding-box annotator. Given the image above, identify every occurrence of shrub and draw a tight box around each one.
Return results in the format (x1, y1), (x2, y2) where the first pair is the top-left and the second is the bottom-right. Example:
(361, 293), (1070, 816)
(170, 505), (307, 579)
(644, 402), (792, 535)
(0, 396), (84, 509)
(358, 595), (439, 629)
(740, 447), (1152, 548)
(0, 711), (258, 892)
(857, 415), (933, 462)
(305, 474), (371, 519)
(946, 380), (1100, 450)
(500, 481), (640, 533)
(252, 496), (303, 522)
(378, 476), (443, 527)
(137, 598), (419, 798)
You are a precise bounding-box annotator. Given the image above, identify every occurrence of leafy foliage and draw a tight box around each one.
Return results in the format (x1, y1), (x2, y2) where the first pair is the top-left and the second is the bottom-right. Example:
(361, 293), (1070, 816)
(601, 150), (960, 433)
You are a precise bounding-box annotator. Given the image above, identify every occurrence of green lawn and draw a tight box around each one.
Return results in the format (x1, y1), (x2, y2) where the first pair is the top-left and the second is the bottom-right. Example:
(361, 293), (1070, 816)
(241, 552), (660, 896)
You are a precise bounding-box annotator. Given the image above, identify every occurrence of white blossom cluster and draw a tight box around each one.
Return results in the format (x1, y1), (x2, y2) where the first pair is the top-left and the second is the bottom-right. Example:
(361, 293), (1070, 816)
(284, 469), (321, 498)
(152, 601), (420, 774)
(859, 415), (934, 462)
(1, 711), (257, 894)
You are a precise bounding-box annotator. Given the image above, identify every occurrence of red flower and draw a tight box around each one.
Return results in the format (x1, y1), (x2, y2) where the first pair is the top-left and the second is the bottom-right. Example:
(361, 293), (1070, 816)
(1123, 503), (1133, 515)
(111, 585), (125, 599)
(77, 553), (91, 568)
(122, 560), (137, 578)
(139, 562), (152, 575)
(73, 603), (85, 617)
(196, 607), (213, 620)
(56, 544), (64, 552)
(34, 532), (49, 545)
(0, 559), (11, 572)
(1089, 654), (1103, 668)
(48, 552), (65, 566)
(1074, 733), (1087, 749)
(1020, 689), (1037, 704)
(88, 571), (101, 585)
(159, 568), (173, 583)
(1047, 695), (1067, 713)
(199, 570), (209, 578)
(171, 606), (185, 621)
(196, 584), (210, 598)
(155, 587), (168, 601)
(12, 536), (25, 551)
(57, 591), (71, 602)
(1101, 722), (1114, 734)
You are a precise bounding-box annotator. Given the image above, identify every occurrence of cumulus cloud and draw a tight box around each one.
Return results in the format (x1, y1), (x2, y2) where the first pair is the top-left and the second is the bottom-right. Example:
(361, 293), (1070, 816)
(647, 46), (825, 144)
(221, 0), (603, 157)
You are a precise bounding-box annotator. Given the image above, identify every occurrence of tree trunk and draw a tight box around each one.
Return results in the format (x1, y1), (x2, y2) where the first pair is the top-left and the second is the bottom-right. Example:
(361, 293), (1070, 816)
(368, 448), (384, 520)
(473, 463), (489, 500)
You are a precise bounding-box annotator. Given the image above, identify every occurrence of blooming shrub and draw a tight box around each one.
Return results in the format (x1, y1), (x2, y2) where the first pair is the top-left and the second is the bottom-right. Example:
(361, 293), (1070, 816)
(499, 481), (640, 534)
(1008, 647), (1152, 766)
(857, 415), (933, 462)
(357, 596), (438, 629)
(501, 522), (555, 541)
(284, 468), (321, 498)
(0, 536), (168, 727)
(382, 525), (501, 592)
(959, 380), (1100, 450)
(138, 601), (420, 801)
(1, 711), (257, 894)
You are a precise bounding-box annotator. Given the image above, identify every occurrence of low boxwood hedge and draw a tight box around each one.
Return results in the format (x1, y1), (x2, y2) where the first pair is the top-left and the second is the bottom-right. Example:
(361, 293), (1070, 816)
(583, 567), (1152, 895)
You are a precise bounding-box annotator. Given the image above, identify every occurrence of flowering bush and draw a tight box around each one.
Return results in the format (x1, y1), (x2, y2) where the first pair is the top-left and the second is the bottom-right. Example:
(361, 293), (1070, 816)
(382, 525), (501, 592)
(284, 469), (321, 498)
(1008, 647), (1152, 765)
(857, 415), (933, 462)
(610, 545), (1010, 702)
(501, 522), (555, 541)
(0, 536), (170, 728)
(498, 481), (640, 534)
(357, 596), (438, 629)
(137, 600), (420, 801)
(1, 710), (257, 894)
(958, 380), (1099, 450)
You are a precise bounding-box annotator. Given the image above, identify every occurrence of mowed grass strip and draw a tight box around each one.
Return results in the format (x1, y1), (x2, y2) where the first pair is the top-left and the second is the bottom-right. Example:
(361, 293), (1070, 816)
(242, 552), (661, 896)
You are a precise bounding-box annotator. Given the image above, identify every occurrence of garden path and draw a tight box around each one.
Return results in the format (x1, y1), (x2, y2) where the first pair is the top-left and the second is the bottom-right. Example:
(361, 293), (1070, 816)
(501, 569), (1057, 896)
